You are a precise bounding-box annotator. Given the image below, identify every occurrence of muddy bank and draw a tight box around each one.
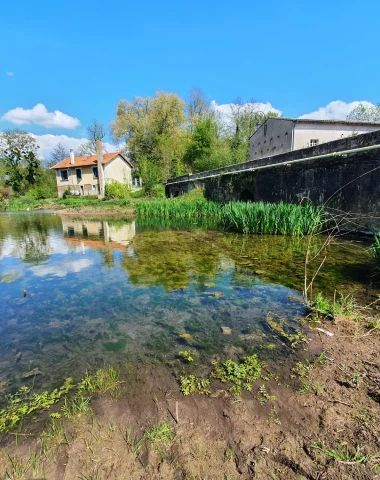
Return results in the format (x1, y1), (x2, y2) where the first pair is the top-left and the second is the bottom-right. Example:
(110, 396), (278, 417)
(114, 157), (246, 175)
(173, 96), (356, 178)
(1, 316), (379, 479)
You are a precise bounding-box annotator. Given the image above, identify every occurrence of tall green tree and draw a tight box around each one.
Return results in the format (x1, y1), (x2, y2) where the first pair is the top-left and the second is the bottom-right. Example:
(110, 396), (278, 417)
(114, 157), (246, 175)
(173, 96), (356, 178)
(112, 91), (186, 183)
(347, 103), (380, 121)
(0, 129), (41, 193)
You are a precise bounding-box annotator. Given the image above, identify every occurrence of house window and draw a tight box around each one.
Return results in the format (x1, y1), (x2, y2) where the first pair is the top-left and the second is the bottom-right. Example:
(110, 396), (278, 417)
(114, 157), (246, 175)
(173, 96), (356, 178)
(92, 185), (97, 192)
(92, 166), (98, 179)
(264, 124), (267, 136)
(76, 168), (82, 181)
(60, 169), (68, 181)
(310, 139), (319, 147)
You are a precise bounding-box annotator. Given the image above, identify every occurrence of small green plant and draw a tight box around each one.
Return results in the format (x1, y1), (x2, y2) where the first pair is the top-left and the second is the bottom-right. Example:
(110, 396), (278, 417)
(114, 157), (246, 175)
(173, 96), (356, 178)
(371, 233), (380, 272)
(178, 350), (194, 362)
(61, 394), (92, 419)
(311, 442), (380, 467)
(266, 316), (307, 347)
(180, 375), (211, 395)
(0, 378), (74, 434)
(2, 452), (42, 479)
(292, 355), (325, 394)
(310, 292), (356, 320)
(269, 405), (281, 425)
(136, 422), (175, 460)
(77, 367), (121, 399)
(337, 363), (363, 389)
(257, 385), (277, 404)
(211, 354), (266, 396)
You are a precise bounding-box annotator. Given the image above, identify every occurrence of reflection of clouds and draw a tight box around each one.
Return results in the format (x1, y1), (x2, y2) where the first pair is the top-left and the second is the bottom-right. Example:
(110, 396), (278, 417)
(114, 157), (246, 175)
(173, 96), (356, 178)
(29, 258), (94, 277)
(49, 236), (80, 255)
(0, 238), (15, 259)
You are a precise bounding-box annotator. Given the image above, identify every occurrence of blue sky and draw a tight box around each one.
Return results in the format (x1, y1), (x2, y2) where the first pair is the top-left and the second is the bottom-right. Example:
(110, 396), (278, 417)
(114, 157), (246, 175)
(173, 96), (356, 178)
(1, 0), (379, 158)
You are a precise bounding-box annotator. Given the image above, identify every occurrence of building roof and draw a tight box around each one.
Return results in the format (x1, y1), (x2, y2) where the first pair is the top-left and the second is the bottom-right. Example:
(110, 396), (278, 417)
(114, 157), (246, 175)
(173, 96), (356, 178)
(266, 117), (380, 126)
(51, 152), (134, 169)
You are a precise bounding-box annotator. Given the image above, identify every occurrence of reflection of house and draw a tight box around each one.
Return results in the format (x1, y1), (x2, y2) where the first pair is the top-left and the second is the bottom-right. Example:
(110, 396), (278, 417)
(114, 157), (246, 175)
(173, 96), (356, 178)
(52, 151), (134, 198)
(61, 219), (136, 252)
(250, 118), (380, 161)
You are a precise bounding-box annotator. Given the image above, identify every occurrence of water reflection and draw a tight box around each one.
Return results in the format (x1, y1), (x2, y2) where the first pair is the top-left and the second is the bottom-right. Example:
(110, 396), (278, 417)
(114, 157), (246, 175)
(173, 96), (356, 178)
(0, 213), (375, 395)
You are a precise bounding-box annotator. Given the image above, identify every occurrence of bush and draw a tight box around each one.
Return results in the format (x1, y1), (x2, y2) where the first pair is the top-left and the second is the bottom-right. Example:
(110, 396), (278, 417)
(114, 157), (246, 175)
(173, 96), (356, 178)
(105, 180), (131, 199)
(27, 185), (54, 200)
(0, 187), (12, 200)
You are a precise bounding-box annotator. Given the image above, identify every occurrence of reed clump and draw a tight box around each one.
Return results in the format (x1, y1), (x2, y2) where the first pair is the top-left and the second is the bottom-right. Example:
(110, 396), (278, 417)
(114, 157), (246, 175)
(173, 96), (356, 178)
(136, 199), (325, 236)
(371, 234), (380, 271)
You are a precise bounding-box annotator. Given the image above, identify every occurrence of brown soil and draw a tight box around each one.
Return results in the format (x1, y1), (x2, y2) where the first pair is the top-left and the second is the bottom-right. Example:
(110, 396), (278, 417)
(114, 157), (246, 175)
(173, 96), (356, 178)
(1, 319), (380, 480)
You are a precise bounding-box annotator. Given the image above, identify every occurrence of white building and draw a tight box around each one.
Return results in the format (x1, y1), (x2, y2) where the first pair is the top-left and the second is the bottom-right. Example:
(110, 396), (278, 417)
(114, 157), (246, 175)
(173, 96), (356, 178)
(249, 118), (380, 161)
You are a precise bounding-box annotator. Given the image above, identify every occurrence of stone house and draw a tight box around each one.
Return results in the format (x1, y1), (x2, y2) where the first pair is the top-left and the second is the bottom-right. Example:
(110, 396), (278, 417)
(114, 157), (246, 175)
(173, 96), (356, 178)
(51, 151), (134, 198)
(250, 118), (380, 161)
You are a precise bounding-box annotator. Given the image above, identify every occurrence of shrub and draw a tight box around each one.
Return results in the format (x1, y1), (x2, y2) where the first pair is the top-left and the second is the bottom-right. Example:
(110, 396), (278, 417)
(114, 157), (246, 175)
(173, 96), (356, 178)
(105, 180), (131, 199)
(0, 187), (12, 200)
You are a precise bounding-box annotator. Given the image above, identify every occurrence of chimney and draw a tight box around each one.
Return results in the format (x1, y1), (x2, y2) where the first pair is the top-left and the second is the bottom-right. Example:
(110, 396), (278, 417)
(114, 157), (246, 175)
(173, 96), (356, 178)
(69, 149), (75, 165)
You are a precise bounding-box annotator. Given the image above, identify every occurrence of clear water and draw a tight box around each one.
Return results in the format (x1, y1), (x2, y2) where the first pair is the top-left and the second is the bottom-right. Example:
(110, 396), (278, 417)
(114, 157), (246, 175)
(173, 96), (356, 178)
(0, 212), (375, 393)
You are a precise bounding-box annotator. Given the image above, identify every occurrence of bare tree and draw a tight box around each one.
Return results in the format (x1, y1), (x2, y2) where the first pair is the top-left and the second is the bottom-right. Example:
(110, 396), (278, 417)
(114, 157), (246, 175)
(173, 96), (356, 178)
(187, 88), (209, 131)
(76, 119), (108, 156)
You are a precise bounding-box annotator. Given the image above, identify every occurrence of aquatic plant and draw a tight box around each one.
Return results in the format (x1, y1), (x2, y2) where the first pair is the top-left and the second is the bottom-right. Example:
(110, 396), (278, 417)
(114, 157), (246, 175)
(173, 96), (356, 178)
(136, 199), (325, 236)
(136, 199), (222, 219)
(178, 350), (194, 362)
(0, 378), (74, 434)
(211, 354), (266, 396)
(221, 201), (324, 235)
(310, 292), (355, 320)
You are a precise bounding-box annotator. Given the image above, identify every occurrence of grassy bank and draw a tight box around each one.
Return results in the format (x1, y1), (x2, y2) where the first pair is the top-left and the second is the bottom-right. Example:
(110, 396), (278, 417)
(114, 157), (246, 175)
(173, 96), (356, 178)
(136, 199), (325, 235)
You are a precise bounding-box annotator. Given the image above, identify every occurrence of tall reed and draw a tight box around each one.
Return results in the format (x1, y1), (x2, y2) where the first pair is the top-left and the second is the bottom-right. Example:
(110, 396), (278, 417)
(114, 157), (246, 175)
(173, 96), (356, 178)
(371, 234), (380, 270)
(135, 199), (325, 236)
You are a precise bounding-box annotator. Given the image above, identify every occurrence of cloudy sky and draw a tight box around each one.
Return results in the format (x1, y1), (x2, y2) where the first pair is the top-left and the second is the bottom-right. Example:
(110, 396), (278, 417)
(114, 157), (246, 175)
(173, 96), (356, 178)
(1, 0), (379, 160)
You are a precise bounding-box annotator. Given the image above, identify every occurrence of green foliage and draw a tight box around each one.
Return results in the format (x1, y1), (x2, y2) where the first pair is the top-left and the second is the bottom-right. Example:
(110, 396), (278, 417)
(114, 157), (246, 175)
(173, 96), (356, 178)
(178, 350), (194, 362)
(61, 394), (92, 419)
(221, 201), (324, 235)
(0, 129), (41, 194)
(371, 233), (380, 272)
(136, 422), (175, 461)
(0, 378), (74, 433)
(347, 102), (380, 121)
(257, 384), (277, 404)
(311, 442), (380, 466)
(105, 180), (131, 199)
(136, 199), (221, 219)
(180, 375), (211, 395)
(136, 199), (325, 236)
(310, 292), (355, 320)
(77, 367), (121, 399)
(211, 354), (266, 396)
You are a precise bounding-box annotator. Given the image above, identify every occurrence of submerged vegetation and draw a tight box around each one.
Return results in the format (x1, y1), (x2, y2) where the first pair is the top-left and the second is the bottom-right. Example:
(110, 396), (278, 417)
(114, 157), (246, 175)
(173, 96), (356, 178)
(136, 199), (325, 235)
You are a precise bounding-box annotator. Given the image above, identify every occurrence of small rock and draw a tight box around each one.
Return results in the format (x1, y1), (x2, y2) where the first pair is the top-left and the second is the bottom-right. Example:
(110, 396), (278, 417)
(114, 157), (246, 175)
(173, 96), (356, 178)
(221, 326), (231, 335)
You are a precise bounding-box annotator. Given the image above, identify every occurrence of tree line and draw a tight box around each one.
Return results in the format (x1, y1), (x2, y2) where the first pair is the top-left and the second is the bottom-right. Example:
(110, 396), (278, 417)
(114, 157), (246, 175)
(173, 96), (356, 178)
(1, 92), (379, 198)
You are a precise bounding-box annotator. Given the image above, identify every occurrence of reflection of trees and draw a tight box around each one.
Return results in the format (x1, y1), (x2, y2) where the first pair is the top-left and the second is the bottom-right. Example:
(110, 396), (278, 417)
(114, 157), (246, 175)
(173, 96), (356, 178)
(121, 230), (222, 290)
(0, 213), (61, 264)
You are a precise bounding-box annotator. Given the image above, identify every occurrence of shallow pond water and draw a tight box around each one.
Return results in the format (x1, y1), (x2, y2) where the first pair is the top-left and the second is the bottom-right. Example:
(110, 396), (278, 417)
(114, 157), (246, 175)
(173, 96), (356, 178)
(0, 212), (376, 393)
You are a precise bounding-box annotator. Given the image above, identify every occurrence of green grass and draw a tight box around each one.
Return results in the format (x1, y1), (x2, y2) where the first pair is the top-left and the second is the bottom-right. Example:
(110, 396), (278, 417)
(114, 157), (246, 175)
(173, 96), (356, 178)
(136, 422), (175, 460)
(136, 199), (325, 236)
(371, 233), (380, 271)
(221, 201), (324, 235)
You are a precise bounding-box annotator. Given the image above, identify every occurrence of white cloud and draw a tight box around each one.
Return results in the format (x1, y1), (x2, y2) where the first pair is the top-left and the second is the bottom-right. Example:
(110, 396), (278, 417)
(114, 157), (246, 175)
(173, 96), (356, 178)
(29, 258), (94, 277)
(31, 133), (116, 160)
(210, 100), (282, 129)
(1, 103), (80, 129)
(6, 72), (14, 77)
(299, 100), (375, 120)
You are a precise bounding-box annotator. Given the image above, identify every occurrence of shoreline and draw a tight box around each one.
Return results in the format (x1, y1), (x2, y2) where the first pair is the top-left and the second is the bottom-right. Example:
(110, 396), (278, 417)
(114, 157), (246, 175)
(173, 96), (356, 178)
(0, 314), (379, 479)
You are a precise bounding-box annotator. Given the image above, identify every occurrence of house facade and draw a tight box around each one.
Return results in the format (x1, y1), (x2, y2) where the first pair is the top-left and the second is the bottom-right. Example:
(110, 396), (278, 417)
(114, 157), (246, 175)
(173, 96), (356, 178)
(249, 118), (380, 161)
(51, 151), (134, 198)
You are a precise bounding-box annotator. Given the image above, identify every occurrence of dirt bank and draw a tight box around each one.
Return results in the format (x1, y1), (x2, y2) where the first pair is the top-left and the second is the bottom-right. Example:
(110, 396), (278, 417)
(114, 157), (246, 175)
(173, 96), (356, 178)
(0, 317), (379, 479)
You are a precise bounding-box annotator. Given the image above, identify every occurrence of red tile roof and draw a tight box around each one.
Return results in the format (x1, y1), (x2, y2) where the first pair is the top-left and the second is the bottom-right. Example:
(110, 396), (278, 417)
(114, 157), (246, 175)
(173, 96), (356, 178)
(51, 152), (133, 169)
